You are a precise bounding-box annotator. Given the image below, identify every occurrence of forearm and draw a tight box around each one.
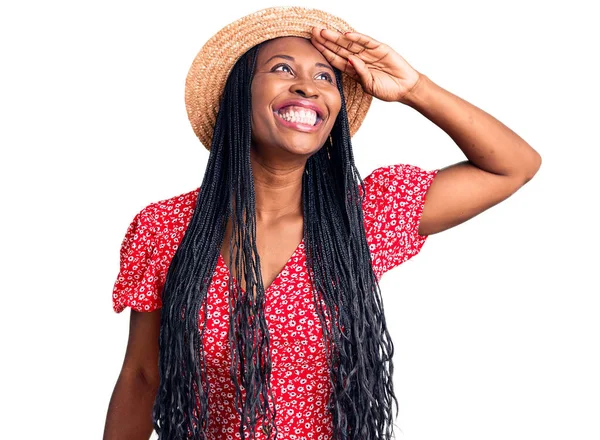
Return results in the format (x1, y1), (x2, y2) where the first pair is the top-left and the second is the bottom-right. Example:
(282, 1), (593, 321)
(401, 73), (542, 182)
(103, 371), (158, 440)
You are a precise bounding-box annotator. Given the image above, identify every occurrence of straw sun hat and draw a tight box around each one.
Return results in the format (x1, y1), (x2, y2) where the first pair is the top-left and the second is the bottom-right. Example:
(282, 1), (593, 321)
(184, 6), (373, 150)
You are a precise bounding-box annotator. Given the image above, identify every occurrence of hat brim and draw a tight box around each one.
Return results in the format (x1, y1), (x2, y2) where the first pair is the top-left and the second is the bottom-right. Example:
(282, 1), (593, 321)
(185, 6), (373, 151)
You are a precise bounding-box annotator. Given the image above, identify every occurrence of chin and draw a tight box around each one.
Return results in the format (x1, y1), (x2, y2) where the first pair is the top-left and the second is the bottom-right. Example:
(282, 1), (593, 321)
(251, 133), (326, 159)
(275, 128), (331, 157)
(280, 140), (324, 157)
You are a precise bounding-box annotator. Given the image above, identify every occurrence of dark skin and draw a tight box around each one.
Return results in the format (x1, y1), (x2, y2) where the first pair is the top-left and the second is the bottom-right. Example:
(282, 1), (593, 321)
(104, 308), (161, 439)
(309, 27), (542, 234)
(105, 32), (541, 438)
(220, 36), (342, 293)
(104, 37), (341, 439)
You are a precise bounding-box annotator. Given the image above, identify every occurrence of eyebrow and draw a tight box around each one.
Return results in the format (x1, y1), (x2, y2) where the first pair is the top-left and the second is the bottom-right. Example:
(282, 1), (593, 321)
(263, 54), (334, 73)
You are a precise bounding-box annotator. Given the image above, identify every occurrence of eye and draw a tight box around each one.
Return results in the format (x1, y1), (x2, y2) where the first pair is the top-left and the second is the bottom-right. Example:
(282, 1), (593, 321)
(272, 63), (293, 74)
(316, 72), (334, 84)
(272, 63), (335, 84)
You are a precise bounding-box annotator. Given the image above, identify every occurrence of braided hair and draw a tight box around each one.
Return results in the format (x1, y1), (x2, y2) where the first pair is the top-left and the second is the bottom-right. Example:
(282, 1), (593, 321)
(153, 39), (398, 440)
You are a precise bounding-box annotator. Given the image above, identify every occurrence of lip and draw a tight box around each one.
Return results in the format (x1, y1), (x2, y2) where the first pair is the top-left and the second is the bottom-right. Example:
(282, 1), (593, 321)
(273, 110), (323, 132)
(273, 99), (325, 120)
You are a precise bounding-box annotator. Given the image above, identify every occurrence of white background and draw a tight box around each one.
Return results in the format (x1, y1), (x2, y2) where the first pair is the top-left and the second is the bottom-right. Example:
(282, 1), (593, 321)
(1, 0), (598, 439)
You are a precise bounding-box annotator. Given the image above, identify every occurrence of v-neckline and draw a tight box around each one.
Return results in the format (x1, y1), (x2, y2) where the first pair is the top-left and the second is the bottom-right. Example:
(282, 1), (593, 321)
(217, 238), (305, 294)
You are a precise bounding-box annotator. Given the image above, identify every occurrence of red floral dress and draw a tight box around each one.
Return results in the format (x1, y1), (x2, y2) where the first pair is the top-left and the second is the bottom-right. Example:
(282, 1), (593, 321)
(112, 164), (438, 440)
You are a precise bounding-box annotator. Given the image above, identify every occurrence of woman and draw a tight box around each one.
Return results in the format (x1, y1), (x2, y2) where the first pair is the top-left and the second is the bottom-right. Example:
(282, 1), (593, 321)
(104, 7), (541, 440)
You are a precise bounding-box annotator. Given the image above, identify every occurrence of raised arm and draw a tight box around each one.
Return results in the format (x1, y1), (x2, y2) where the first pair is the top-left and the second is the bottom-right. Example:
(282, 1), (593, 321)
(310, 27), (542, 237)
(402, 74), (542, 236)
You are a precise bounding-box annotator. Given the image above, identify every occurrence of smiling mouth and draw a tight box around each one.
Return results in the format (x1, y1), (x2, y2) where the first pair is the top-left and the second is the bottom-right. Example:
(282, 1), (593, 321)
(273, 110), (323, 132)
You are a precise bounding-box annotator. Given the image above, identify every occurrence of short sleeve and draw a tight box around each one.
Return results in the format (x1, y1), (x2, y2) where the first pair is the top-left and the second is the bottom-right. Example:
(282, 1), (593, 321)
(362, 164), (439, 280)
(112, 208), (163, 313)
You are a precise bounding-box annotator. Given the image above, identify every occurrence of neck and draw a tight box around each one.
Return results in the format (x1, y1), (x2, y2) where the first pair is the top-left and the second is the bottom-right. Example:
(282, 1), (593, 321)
(249, 147), (305, 223)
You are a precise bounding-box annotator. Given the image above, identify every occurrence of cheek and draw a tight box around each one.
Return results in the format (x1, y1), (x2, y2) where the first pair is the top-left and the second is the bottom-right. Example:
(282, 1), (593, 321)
(250, 101), (273, 142)
(250, 85), (274, 123)
(328, 102), (342, 128)
(250, 102), (270, 134)
(250, 94), (266, 121)
(327, 90), (342, 120)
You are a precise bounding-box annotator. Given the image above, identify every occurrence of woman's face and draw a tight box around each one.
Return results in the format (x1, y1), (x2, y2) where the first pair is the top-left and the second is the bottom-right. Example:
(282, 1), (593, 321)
(250, 36), (342, 160)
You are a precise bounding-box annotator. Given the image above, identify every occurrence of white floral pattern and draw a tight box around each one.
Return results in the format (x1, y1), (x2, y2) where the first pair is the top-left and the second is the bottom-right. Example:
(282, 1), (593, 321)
(112, 164), (438, 439)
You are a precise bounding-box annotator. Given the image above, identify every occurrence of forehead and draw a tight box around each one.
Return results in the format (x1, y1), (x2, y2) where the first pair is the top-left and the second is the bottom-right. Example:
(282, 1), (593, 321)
(256, 36), (331, 67)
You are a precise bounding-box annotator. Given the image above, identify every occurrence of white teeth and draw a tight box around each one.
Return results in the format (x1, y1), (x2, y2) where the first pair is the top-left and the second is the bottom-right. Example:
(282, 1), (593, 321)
(276, 106), (319, 126)
(277, 108), (318, 126)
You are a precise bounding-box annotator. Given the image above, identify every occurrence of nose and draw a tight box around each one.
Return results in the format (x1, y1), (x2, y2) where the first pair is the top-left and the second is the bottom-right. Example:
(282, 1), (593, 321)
(290, 78), (319, 98)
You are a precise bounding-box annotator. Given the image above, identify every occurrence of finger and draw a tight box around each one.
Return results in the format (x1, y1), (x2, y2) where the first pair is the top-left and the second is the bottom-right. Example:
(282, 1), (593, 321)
(310, 32), (357, 61)
(315, 27), (381, 51)
(340, 31), (381, 50)
(310, 38), (360, 81)
(310, 37), (352, 74)
(347, 54), (373, 91)
(311, 27), (366, 55)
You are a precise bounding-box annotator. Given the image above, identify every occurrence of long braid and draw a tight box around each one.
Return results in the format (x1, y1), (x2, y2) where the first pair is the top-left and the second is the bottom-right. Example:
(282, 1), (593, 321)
(224, 43), (278, 440)
(304, 66), (398, 439)
(153, 43), (273, 439)
(153, 40), (398, 440)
